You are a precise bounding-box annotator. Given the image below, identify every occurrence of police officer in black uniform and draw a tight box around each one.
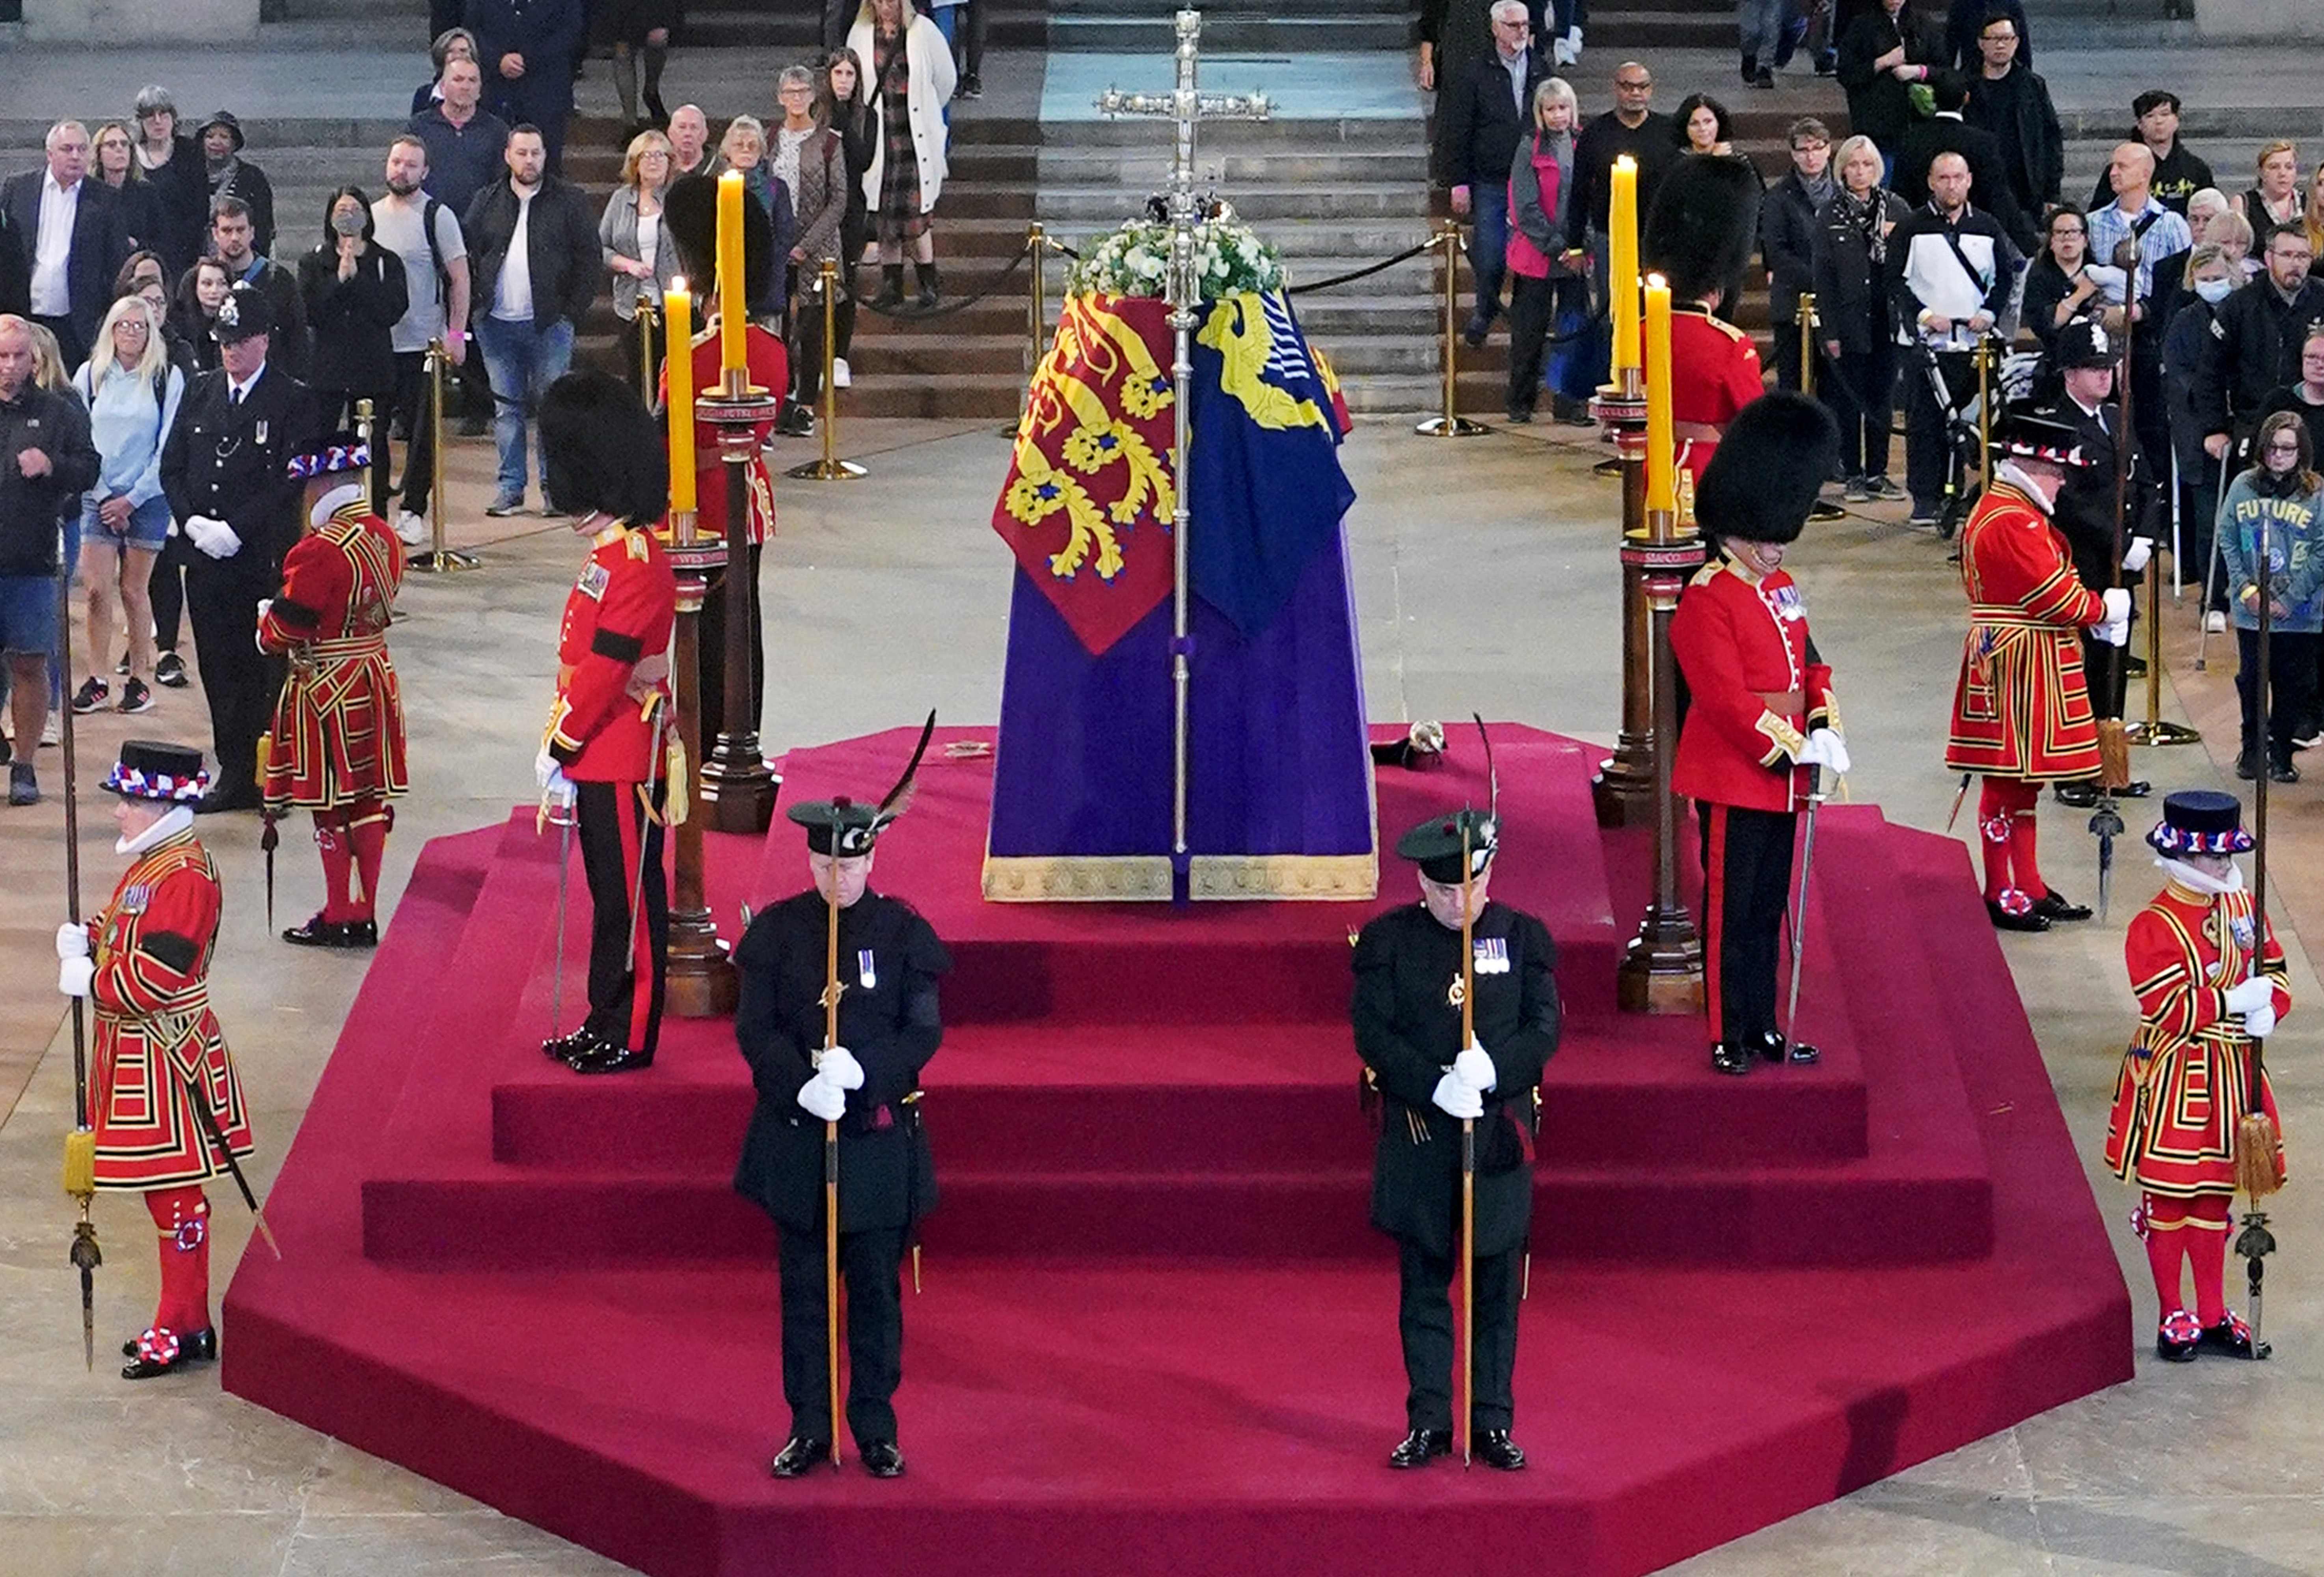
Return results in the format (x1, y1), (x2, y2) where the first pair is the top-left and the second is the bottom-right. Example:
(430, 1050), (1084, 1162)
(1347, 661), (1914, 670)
(734, 794), (950, 1481)
(160, 282), (315, 812)
(2046, 313), (2160, 807)
(1354, 807), (1559, 1472)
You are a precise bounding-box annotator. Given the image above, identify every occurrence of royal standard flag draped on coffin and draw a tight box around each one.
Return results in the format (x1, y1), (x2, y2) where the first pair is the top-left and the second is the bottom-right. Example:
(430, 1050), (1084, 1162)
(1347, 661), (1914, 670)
(992, 289), (1354, 656)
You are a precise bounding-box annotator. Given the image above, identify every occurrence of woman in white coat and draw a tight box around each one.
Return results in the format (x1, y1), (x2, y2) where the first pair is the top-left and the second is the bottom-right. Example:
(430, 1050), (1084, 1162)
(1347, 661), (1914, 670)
(847, 0), (956, 309)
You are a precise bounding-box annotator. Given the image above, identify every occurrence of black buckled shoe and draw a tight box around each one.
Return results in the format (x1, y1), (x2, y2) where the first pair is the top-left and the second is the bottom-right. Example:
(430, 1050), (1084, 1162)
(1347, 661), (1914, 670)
(2117, 779), (2152, 798)
(1709, 1040), (1753, 1076)
(568, 1040), (654, 1075)
(770, 1436), (830, 1478)
(2032, 891), (2093, 923)
(283, 913), (362, 948)
(1387, 1428), (1452, 1469)
(121, 1326), (216, 1364)
(542, 1025), (600, 1062)
(2052, 780), (2101, 809)
(1986, 898), (2050, 933)
(1757, 1029), (1820, 1066)
(2199, 1312), (2267, 1360)
(2156, 1309), (2201, 1363)
(121, 1325), (218, 1380)
(1474, 1429), (1527, 1471)
(859, 1440), (906, 1478)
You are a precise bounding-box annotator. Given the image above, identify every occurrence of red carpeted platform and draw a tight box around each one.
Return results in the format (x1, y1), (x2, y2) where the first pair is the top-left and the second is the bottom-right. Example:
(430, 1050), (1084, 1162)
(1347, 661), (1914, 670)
(224, 725), (2131, 1577)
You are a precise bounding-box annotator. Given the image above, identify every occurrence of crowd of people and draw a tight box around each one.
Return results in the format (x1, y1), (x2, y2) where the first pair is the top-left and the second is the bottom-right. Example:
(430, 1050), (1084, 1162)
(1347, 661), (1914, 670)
(0, 0), (983, 806)
(1437, 2), (2324, 791)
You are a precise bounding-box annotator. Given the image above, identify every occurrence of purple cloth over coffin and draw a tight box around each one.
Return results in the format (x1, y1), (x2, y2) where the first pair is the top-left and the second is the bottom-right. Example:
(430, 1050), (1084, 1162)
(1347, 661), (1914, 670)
(989, 528), (1372, 861)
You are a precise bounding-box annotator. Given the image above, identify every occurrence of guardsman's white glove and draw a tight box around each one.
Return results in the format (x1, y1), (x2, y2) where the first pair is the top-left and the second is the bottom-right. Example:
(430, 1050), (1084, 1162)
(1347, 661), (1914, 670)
(1801, 728), (1852, 774)
(2122, 536), (2153, 574)
(1431, 1069), (1484, 1120)
(56, 922), (88, 960)
(2243, 1002), (2278, 1040)
(818, 1044), (864, 1090)
(183, 515), (241, 559)
(1453, 1042), (1497, 1092)
(797, 1073), (848, 1122)
(58, 957), (95, 998)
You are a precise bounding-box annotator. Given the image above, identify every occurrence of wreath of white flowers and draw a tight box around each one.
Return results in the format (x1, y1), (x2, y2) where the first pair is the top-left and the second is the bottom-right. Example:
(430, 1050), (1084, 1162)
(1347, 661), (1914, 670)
(1065, 202), (1289, 300)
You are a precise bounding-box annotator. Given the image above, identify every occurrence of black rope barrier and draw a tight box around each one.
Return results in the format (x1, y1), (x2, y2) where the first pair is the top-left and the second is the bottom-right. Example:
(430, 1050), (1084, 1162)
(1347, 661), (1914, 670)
(1286, 238), (1436, 296)
(853, 242), (1033, 321)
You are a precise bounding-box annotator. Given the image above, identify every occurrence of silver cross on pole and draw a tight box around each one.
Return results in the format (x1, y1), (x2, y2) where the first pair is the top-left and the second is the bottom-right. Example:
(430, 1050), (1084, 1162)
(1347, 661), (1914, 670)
(1095, 9), (1269, 896)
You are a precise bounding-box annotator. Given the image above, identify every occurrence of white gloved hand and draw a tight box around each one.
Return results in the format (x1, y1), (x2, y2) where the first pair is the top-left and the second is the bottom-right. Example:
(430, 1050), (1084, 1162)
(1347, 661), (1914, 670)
(2223, 974), (2276, 1014)
(797, 1073), (847, 1122)
(541, 766), (576, 808)
(1795, 731), (1835, 768)
(2122, 537), (2153, 574)
(58, 956), (94, 998)
(56, 922), (88, 960)
(818, 1044), (865, 1091)
(1808, 728), (1852, 775)
(2243, 1002), (2279, 1040)
(534, 747), (560, 789)
(1430, 1069), (1484, 1120)
(1453, 1042), (1497, 1092)
(183, 515), (242, 559)
(256, 597), (273, 625)
(2100, 587), (2133, 626)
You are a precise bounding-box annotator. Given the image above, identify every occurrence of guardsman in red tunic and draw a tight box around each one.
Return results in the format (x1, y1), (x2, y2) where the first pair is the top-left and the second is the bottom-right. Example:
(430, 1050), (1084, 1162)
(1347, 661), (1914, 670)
(56, 740), (255, 1380)
(1944, 408), (2134, 932)
(258, 433), (410, 947)
(2104, 792), (2286, 1361)
(1672, 394), (1849, 1076)
(536, 371), (679, 1075)
(659, 172), (785, 738)
(1642, 153), (1768, 494)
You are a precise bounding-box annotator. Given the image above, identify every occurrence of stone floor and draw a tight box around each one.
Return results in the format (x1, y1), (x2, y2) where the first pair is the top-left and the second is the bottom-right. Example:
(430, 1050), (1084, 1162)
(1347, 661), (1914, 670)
(3, 23), (2324, 1577)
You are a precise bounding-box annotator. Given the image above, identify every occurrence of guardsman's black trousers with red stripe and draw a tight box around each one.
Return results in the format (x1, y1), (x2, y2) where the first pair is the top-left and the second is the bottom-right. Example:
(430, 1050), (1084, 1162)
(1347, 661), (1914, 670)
(576, 778), (668, 1055)
(1697, 801), (1798, 1047)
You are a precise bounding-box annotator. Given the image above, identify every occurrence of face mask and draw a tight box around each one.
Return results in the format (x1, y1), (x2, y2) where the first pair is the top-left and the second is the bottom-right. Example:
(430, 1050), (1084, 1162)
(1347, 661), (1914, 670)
(331, 211), (366, 238)
(2195, 277), (2233, 304)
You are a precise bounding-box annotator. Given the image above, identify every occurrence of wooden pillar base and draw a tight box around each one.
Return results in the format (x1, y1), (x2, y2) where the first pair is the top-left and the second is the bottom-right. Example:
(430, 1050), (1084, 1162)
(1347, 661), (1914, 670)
(1617, 908), (1705, 1014)
(666, 915), (737, 1017)
(700, 737), (778, 834)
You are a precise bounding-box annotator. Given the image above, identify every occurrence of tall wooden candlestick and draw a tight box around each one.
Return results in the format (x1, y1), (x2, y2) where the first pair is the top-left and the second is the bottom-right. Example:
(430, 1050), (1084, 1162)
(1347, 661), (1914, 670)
(663, 506), (736, 1016)
(695, 380), (781, 833)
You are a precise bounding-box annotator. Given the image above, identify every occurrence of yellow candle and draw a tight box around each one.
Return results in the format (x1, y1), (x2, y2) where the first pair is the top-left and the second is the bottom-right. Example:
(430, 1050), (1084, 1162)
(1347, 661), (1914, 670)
(1644, 274), (1674, 514)
(717, 170), (746, 378)
(1609, 156), (1641, 373)
(665, 280), (696, 515)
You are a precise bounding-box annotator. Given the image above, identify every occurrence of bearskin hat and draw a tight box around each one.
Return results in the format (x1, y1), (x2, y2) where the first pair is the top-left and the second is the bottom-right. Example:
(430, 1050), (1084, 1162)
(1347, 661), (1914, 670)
(662, 173), (776, 302)
(1642, 154), (1763, 309)
(539, 369), (670, 524)
(1697, 391), (1839, 546)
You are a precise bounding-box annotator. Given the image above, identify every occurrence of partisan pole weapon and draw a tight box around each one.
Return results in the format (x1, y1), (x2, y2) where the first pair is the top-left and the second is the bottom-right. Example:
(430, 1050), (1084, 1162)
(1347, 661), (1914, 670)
(819, 836), (846, 1469)
(1457, 815), (1477, 1470)
(2235, 503), (2284, 1351)
(173, 1058), (281, 1261)
(2089, 241), (2145, 922)
(57, 570), (100, 1369)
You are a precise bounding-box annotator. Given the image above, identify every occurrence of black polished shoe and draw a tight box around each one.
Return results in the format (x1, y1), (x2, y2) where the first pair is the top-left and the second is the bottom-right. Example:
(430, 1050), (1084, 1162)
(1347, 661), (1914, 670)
(195, 782), (262, 815)
(1758, 1029), (1820, 1066)
(121, 1326), (218, 1379)
(121, 1326), (216, 1363)
(2270, 759), (2300, 785)
(2117, 779), (2152, 798)
(2156, 1310), (2201, 1363)
(2236, 750), (2261, 781)
(282, 913), (371, 948)
(2199, 1312), (2266, 1360)
(1474, 1429), (1527, 1471)
(1986, 899), (2051, 933)
(1710, 1040), (1753, 1076)
(770, 1436), (830, 1477)
(2052, 780), (2101, 809)
(2032, 891), (2093, 923)
(1387, 1428), (1452, 1468)
(542, 1025), (601, 1062)
(859, 1439), (906, 1478)
(568, 1041), (655, 1075)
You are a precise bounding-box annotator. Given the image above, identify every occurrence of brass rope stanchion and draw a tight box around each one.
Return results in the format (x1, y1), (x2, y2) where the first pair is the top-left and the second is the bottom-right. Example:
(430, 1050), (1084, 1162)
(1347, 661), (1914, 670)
(637, 296), (661, 412)
(408, 336), (479, 573)
(1002, 221), (1051, 436)
(356, 396), (380, 505)
(1416, 219), (1486, 438)
(786, 261), (866, 483)
(2124, 551), (2202, 745)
